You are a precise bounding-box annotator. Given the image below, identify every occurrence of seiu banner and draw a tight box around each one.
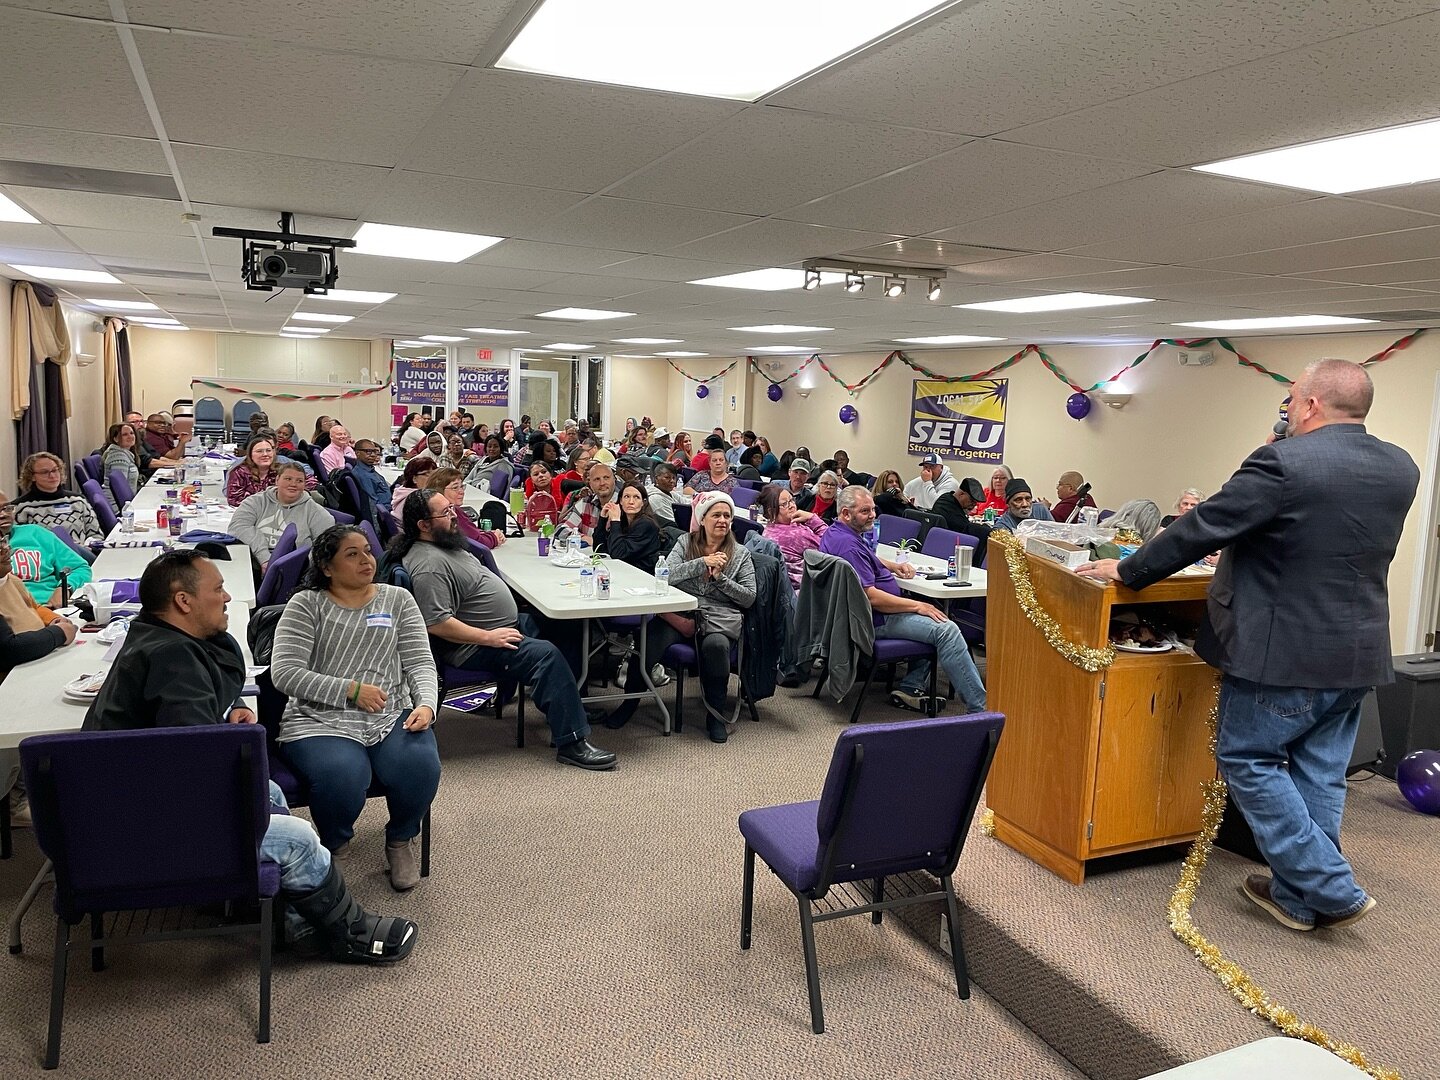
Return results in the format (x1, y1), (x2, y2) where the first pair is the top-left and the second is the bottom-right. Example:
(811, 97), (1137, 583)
(458, 365), (510, 407)
(908, 379), (1007, 465)
(394, 358), (447, 404)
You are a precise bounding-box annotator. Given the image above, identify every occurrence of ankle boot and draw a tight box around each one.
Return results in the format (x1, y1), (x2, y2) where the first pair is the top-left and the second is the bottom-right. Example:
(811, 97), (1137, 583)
(286, 864), (418, 964)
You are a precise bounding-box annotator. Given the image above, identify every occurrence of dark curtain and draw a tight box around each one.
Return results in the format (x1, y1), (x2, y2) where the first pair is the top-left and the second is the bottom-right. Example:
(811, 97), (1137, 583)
(116, 324), (132, 413)
(13, 283), (69, 462)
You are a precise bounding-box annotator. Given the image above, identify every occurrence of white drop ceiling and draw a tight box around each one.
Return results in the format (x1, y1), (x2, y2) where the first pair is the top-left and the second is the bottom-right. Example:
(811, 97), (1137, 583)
(2, 0), (1440, 355)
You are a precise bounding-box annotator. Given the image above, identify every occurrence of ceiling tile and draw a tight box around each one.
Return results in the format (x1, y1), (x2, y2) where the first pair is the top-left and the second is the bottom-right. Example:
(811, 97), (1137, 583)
(1002, 12), (1440, 165)
(1295, 258), (1440, 286)
(0, 12), (154, 138)
(360, 172), (589, 237)
(468, 240), (646, 275)
(667, 220), (904, 265)
(126, 0), (515, 64)
(1193, 226), (1440, 275)
(773, 140), (1153, 235)
(171, 145), (387, 221)
(55, 226), (204, 262)
(520, 197), (757, 250)
(407, 69), (740, 192)
(0, 124), (168, 175)
(137, 35), (463, 164)
(610, 107), (967, 215)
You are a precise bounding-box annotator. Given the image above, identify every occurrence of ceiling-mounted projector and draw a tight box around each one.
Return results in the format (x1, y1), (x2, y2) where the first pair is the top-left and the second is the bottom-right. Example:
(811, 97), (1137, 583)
(213, 211), (354, 295)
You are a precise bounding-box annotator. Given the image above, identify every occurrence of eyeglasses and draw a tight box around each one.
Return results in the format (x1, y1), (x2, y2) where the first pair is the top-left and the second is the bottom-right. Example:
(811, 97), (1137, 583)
(356, 447), (381, 454)
(427, 506), (457, 519)
(32, 468), (62, 477)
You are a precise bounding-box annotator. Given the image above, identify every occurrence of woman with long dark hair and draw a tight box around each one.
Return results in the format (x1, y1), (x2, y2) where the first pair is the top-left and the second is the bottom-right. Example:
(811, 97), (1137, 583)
(594, 481), (662, 572)
(269, 525), (440, 890)
(100, 422), (142, 509)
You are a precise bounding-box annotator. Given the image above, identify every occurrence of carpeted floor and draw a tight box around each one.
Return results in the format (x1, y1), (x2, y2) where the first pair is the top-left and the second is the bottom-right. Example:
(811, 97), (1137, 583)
(957, 772), (1436, 1080)
(0, 682), (1085, 1079)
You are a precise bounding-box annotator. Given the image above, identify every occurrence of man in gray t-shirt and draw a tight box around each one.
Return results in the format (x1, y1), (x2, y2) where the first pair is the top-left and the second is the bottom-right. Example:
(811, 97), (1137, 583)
(397, 490), (616, 772)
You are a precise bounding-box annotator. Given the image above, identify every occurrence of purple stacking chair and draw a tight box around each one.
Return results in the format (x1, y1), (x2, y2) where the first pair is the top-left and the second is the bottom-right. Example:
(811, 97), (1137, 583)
(488, 470), (510, 501)
(730, 516), (763, 544)
(325, 507), (355, 526)
(268, 523), (299, 567)
(919, 529), (983, 644)
(739, 712), (1004, 1034)
(802, 555), (938, 723)
(901, 508), (944, 544)
(82, 454), (102, 483)
(20, 726), (279, 1067)
(730, 485), (759, 510)
(72, 462), (88, 491)
(49, 527), (96, 565)
(80, 479), (117, 534)
(1098, 508), (1115, 522)
(660, 635), (755, 734)
(307, 447), (330, 484)
(357, 519), (383, 558)
(107, 468), (135, 509)
(255, 545), (309, 607)
(874, 514), (921, 546)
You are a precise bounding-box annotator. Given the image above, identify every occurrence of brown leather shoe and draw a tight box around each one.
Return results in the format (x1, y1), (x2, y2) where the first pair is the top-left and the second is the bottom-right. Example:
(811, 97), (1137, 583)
(1241, 874), (1313, 931)
(1316, 895), (1376, 929)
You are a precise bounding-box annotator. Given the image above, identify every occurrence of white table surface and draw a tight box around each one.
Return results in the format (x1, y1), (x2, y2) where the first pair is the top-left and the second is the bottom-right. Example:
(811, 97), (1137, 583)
(0, 603), (252, 749)
(91, 540), (257, 608)
(489, 541), (697, 619)
(876, 543), (988, 599)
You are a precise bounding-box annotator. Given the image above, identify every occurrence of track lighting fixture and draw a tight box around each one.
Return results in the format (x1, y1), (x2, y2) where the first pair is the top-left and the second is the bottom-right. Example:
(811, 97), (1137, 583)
(927, 277), (942, 301)
(803, 268), (821, 291)
(884, 276), (906, 298)
(844, 271), (865, 293)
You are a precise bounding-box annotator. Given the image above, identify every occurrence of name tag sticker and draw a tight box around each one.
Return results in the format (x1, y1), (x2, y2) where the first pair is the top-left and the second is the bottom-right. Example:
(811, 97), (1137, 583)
(365, 613), (393, 628)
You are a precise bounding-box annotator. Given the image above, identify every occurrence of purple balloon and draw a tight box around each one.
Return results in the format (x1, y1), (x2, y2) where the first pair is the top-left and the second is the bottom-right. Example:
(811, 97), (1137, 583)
(839, 404), (858, 424)
(766, 383), (783, 402)
(1066, 392), (1092, 420)
(1397, 749), (1440, 815)
(695, 384), (708, 399)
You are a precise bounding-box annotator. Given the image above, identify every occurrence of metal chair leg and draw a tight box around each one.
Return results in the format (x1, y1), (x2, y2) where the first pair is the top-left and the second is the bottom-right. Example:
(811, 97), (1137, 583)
(927, 657), (939, 718)
(419, 809), (432, 878)
(89, 913), (104, 972)
(44, 917), (70, 1069)
(810, 661), (828, 699)
(741, 845), (756, 950)
(848, 661), (878, 724)
(515, 684), (526, 749)
(797, 896), (825, 1034)
(673, 669), (686, 734)
(942, 875), (970, 1000)
(871, 877), (885, 924)
(257, 896), (273, 1044)
(1, 796), (11, 859)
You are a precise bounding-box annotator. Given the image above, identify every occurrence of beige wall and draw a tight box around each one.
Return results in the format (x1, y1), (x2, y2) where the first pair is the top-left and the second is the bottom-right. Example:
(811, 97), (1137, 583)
(739, 332), (1440, 653)
(607, 356), (671, 436)
(127, 325), (219, 415)
(0, 276), (13, 489)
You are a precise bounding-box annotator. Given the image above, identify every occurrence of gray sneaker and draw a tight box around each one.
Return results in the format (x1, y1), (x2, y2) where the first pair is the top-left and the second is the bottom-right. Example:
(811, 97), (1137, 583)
(890, 690), (939, 713)
(650, 664), (672, 687)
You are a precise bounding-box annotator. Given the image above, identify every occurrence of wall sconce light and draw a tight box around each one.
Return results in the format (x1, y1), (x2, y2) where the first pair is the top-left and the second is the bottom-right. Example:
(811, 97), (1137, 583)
(795, 387), (812, 399)
(1095, 392), (1132, 410)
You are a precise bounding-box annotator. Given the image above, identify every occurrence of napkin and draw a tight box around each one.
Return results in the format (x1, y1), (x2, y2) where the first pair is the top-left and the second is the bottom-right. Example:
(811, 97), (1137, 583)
(179, 530), (239, 544)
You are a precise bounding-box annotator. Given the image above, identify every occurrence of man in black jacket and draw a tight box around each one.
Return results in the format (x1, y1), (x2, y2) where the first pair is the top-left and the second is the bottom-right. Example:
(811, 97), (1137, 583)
(931, 476), (993, 545)
(1079, 359), (1418, 932)
(83, 550), (418, 963)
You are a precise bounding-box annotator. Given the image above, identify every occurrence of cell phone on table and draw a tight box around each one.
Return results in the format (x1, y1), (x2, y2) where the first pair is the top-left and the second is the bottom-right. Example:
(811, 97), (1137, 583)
(943, 580), (972, 588)
(924, 571), (948, 580)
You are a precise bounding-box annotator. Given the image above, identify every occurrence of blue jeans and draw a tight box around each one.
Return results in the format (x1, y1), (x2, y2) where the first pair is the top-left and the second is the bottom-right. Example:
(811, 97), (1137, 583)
(282, 712), (441, 851)
(1217, 676), (1370, 923)
(879, 612), (987, 712)
(451, 613), (590, 747)
(264, 782), (330, 894)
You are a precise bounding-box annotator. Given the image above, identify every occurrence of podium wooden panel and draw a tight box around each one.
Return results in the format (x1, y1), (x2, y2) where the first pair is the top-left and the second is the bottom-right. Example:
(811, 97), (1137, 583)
(985, 539), (1218, 883)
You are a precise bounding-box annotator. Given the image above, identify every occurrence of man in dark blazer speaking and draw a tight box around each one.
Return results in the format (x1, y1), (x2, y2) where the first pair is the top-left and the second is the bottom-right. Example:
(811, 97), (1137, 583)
(1078, 359), (1418, 932)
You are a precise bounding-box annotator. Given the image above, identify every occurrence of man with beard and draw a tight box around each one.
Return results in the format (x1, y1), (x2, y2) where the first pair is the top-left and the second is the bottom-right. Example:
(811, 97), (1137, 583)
(394, 491), (616, 771)
(991, 478), (1054, 532)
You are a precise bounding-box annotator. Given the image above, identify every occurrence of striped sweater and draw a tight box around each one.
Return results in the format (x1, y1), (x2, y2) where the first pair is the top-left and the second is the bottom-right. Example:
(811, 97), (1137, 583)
(270, 584), (438, 747)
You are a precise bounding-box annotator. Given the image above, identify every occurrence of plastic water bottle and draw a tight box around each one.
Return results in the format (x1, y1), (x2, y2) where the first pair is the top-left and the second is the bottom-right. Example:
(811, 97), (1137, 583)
(654, 560), (670, 595)
(121, 506), (135, 534)
(596, 564), (611, 600)
(579, 563), (595, 598)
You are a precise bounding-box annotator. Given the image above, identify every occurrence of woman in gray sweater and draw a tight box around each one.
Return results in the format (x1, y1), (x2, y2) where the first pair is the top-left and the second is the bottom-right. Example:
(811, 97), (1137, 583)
(606, 491), (755, 743)
(270, 525), (441, 891)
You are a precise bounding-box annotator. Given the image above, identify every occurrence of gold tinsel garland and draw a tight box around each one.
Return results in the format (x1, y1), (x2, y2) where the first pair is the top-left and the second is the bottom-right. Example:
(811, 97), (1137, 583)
(993, 531), (1117, 672)
(1166, 696), (1401, 1079)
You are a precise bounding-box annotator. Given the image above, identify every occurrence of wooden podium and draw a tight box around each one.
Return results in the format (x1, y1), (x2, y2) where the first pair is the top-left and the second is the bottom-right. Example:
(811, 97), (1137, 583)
(984, 539), (1219, 884)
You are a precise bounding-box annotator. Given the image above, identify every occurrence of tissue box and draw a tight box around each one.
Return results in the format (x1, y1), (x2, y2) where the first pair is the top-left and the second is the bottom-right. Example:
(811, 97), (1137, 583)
(1024, 536), (1090, 570)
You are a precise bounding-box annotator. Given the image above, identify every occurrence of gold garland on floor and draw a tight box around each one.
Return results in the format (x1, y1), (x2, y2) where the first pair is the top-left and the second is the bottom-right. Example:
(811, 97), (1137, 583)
(993, 531), (1116, 672)
(1166, 697), (1401, 1080)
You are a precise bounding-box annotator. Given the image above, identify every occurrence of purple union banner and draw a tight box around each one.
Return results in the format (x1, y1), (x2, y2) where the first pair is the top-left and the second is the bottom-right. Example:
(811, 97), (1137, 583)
(907, 378), (1007, 465)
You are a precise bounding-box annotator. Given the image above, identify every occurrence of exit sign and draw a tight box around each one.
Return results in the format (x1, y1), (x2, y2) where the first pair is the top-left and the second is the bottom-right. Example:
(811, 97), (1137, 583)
(475, 348), (492, 361)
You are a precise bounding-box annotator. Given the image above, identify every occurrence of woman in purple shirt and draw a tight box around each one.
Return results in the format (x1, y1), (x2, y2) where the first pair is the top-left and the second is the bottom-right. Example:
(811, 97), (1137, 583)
(756, 485), (826, 593)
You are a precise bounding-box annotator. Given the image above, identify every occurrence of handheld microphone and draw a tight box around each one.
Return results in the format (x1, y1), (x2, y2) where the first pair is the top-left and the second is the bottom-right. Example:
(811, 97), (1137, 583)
(1271, 419), (1289, 442)
(1065, 483), (1093, 524)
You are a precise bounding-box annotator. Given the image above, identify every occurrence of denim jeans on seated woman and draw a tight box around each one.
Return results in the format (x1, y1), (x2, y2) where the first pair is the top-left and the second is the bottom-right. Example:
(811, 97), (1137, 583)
(1217, 676), (1370, 924)
(281, 712), (441, 851)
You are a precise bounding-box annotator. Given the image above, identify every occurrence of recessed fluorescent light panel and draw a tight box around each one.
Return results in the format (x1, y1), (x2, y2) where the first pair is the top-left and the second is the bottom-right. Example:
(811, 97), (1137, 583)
(690, 268), (845, 291)
(729, 324), (833, 333)
(319, 289), (396, 304)
(1174, 315), (1376, 331)
(291, 312), (354, 324)
(958, 292), (1155, 314)
(656, 351), (708, 357)
(463, 327), (529, 335)
(0, 193), (38, 223)
(9, 264), (120, 284)
(128, 318), (183, 327)
(351, 222), (502, 263)
(536, 307), (636, 320)
(85, 298), (158, 311)
(895, 335), (1004, 344)
(146, 325), (189, 331)
(395, 340), (437, 347)
(421, 335), (467, 342)
(499, 0), (956, 101)
(749, 345), (820, 353)
(282, 326), (328, 334)
(543, 343), (595, 351)
(1193, 116), (1440, 194)
(612, 354), (652, 358)
(613, 337), (682, 344)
